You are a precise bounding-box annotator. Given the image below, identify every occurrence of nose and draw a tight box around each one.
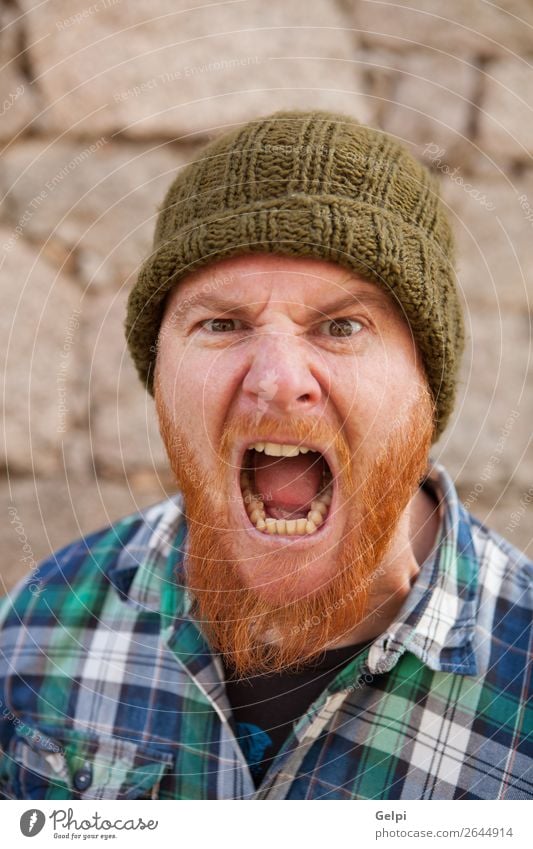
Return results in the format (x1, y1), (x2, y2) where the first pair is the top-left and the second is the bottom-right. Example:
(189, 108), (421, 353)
(241, 331), (323, 415)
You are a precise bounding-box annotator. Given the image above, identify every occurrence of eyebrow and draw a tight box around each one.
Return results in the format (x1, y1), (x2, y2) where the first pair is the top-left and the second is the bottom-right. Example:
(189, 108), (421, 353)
(169, 287), (398, 328)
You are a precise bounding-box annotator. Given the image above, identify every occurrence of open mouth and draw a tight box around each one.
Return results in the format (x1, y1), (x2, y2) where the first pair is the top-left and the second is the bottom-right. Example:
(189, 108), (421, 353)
(239, 442), (334, 537)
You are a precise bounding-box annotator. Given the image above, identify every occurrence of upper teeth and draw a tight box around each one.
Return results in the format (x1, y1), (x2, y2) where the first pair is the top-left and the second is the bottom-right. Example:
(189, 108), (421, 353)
(250, 442), (318, 457)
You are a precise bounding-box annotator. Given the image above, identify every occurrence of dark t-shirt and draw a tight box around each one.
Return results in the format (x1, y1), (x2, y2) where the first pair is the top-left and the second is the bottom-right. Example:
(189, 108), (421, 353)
(223, 640), (370, 787)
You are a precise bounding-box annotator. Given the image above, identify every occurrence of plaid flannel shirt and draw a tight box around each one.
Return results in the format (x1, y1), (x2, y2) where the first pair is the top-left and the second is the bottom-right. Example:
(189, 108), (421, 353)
(0, 458), (531, 800)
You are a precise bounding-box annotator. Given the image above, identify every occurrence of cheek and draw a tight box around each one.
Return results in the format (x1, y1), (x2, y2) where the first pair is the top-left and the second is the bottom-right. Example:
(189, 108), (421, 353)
(157, 339), (232, 434)
(333, 348), (421, 445)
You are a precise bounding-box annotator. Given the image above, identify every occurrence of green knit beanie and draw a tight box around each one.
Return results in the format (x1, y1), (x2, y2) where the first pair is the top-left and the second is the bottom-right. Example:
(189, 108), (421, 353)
(125, 109), (464, 443)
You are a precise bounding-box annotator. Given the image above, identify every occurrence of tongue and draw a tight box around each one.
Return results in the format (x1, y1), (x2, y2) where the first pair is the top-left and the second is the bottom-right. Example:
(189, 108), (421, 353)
(253, 452), (323, 515)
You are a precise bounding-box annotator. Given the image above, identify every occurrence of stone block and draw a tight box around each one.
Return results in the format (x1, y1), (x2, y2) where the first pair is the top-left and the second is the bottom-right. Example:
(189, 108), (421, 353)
(379, 52), (475, 157)
(354, 0), (533, 57)
(0, 230), (85, 475)
(0, 7), (41, 141)
(434, 310), (533, 495)
(19, 0), (373, 138)
(478, 59), (533, 161)
(454, 482), (532, 558)
(440, 172), (533, 310)
(87, 288), (170, 474)
(1, 140), (186, 289)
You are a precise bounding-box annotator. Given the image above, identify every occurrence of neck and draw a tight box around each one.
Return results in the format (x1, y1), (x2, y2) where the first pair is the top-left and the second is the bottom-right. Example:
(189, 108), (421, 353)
(325, 482), (441, 649)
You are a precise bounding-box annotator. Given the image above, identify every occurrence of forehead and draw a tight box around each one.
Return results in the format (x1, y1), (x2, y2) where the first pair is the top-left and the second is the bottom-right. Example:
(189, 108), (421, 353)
(164, 253), (404, 318)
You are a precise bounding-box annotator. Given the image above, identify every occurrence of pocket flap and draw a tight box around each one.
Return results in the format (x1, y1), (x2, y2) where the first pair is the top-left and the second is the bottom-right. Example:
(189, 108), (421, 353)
(3, 722), (173, 799)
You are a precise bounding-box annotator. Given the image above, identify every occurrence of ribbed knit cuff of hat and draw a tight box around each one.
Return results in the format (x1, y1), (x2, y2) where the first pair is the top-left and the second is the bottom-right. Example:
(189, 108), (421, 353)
(125, 110), (465, 444)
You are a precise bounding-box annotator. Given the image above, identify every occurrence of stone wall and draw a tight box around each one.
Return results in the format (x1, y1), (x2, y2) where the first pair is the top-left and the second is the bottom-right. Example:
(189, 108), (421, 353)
(2, 0), (532, 591)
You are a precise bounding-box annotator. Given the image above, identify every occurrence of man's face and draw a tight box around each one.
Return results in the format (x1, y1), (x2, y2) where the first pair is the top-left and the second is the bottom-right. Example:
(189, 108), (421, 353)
(154, 254), (434, 675)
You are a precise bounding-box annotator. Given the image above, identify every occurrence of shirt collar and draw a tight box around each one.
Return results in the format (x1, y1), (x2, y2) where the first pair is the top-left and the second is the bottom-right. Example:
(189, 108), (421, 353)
(107, 456), (479, 677)
(366, 457), (479, 677)
(105, 494), (188, 615)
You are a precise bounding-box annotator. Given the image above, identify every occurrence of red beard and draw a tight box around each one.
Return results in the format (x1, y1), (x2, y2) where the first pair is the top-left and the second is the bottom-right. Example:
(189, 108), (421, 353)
(155, 375), (434, 676)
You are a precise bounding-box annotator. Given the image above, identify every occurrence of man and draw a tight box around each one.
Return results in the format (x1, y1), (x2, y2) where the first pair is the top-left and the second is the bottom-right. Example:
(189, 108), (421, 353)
(0, 110), (531, 800)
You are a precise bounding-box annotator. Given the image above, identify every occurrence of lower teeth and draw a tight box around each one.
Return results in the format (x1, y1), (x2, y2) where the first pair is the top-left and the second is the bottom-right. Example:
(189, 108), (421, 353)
(239, 472), (332, 536)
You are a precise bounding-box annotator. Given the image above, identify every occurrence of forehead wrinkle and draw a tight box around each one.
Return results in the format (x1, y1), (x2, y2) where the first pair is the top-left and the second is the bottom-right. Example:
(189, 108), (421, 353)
(167, 270), (400, 327)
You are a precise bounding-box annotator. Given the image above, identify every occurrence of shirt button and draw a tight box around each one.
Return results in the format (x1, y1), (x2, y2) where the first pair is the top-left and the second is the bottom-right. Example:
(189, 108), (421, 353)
(72, 763), (93, 791)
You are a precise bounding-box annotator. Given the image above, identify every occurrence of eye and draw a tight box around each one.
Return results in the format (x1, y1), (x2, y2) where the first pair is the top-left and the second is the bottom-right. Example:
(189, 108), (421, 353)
(200, 317), (245, 333)
(317, 318), (364, 338)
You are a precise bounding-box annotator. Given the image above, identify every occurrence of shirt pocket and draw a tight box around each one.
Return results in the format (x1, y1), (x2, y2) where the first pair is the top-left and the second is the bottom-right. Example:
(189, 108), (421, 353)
(0, 722), (174, 800)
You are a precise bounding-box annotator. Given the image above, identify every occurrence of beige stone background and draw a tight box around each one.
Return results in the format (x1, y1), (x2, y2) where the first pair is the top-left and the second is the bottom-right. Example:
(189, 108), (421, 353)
(1, 0), (532, 592)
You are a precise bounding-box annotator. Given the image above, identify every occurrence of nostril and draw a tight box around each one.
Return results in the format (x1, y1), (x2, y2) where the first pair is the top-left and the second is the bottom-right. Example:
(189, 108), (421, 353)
(298, 394), (311, 403)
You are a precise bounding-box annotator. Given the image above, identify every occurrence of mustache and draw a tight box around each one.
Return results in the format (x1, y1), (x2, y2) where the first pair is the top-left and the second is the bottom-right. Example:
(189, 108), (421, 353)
(218, 411), (355, 487)
(220, 411), (347, 451)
